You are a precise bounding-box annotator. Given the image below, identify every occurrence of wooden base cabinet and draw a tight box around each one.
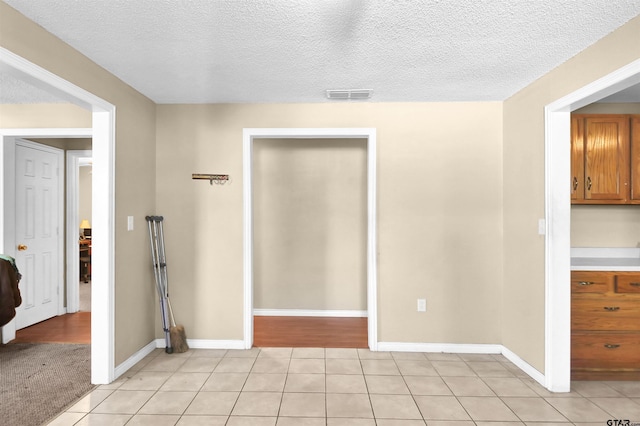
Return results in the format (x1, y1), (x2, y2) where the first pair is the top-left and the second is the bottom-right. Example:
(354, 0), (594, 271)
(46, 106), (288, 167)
(571, 271), (640, 380)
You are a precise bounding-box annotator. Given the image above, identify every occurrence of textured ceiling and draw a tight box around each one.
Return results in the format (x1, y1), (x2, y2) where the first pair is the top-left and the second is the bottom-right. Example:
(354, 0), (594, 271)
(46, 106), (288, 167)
(0, 71), (70, 104)
(2, 0), (640, 104)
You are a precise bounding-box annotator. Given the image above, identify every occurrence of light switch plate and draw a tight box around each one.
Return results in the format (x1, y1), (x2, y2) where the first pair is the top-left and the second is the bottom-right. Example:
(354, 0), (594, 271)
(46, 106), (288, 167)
(417, 299), (426, 312)
(127, 216), (134, 231)
(538, 218), (546, 235)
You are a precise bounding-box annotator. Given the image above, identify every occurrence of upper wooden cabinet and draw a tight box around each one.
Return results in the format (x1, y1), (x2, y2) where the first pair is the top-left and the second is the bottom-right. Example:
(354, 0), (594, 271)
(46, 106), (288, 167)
(571, 114), (632, 204)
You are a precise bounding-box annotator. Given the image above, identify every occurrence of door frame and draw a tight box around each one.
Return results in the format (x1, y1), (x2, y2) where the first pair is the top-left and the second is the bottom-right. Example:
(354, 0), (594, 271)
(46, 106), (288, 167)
(544, 58), (640, 392)
(0, 47), (116, 384)
(242, 128), (378, 350)
(66, 149), (92, 313)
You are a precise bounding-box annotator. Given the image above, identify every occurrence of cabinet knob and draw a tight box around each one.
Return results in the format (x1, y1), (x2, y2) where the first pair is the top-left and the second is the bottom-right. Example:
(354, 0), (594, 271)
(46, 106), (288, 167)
(578, 281), (594, 286)
(573, 177), (578, 191)
(586, 176), (592, 190)
(604, 344), (621, 349)
(603, 306), (620, 311)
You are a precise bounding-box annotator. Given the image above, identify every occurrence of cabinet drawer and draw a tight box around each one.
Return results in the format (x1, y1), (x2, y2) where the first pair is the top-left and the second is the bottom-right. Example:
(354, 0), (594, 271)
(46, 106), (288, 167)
(572, 299), (640, 331)
(571, 272), (611, 294)
(572, 332), (640, 369)
(616, 275), (640, 294)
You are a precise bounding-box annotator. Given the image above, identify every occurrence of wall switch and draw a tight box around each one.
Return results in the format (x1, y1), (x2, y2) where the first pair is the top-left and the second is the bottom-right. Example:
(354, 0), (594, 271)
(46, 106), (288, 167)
(417, 298), (426, 312)
(127, 216), (134, 231)
(538, 218), (546, 235)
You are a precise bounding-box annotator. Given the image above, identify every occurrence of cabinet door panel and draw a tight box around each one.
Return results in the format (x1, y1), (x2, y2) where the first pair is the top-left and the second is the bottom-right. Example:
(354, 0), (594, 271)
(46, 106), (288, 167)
(584, 116), (629, 201)
(571, 116), (585, 201)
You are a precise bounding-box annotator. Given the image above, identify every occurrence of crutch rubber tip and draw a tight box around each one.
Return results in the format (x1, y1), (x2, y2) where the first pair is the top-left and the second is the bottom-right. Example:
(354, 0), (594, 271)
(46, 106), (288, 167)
(165, 346), (173, 354)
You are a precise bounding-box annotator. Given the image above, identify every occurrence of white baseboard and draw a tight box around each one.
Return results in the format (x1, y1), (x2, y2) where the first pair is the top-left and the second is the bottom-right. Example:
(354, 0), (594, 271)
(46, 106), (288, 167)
(253, 309), (368, 317)
(501, 345), (546, 388)
(114, 340), (156, 379)
(377, 342), (503, 354)
(154, 338), (246, 350)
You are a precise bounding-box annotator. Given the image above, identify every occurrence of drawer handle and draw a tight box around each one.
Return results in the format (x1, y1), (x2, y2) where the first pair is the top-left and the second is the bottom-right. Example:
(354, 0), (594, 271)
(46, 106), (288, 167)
(578, 281), (594, 286)
(603, 306), (620, 311)
(629, 282), (640, 287)
(573, 177), (578, 191)
(604, 344), (621, 349)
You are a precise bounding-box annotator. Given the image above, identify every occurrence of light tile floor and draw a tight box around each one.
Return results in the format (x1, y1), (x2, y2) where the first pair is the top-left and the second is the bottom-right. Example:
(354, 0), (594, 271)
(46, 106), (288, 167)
(48, 347), (640, 425)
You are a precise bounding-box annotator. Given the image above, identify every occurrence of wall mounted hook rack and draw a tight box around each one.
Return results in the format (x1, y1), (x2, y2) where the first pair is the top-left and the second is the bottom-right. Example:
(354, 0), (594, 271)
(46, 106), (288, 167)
(192, 173), (230, 185)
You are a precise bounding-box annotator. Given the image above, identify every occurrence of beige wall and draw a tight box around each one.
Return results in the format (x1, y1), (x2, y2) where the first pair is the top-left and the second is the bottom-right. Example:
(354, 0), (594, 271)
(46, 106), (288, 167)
(156, 102), (504, 344)
(575, 102), (640, 114)
(1, 2), (157, 365)
(26, 137), (92, 151)
(503, 16), (640, 372)
(0, 103), (91, 128)
(253, 138), (367, 311)
(572, 205), (640, 247)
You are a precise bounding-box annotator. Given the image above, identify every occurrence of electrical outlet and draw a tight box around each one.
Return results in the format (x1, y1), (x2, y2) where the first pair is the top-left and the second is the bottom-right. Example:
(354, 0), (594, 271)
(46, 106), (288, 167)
(417, 298), (426, 312)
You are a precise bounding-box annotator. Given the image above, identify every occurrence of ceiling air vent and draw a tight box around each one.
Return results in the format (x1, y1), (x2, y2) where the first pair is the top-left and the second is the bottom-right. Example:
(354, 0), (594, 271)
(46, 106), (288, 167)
(326, 89), (373, 100)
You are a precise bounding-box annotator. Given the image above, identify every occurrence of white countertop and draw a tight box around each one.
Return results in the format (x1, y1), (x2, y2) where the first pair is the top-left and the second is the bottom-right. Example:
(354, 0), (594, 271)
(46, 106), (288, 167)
(571, 248), (640, 271)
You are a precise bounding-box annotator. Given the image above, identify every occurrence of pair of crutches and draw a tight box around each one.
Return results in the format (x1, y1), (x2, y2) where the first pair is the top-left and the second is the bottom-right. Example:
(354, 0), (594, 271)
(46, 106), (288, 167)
(146, 215), (175, 353)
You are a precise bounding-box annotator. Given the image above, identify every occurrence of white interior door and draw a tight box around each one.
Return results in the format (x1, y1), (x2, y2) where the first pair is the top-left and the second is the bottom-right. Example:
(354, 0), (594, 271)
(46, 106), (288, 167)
(14, 139), (63, 329)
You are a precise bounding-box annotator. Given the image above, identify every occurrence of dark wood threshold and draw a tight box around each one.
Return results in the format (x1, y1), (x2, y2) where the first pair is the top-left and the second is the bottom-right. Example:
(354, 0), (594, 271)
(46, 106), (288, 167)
(253, 316), (368, 348)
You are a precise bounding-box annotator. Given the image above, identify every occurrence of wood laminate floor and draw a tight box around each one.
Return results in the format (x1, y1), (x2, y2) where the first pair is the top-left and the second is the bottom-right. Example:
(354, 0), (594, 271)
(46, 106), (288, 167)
(253, 316), (368, 348)
(12, 312), (91, 344)
(12, 314), (364, 347)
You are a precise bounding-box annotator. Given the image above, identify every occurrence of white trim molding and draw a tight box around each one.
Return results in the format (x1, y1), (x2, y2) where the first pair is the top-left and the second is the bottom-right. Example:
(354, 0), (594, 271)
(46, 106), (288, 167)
(502, 345), (546, 387)
(154, 339), (246, 350)
(66, 150), (92, 314)
(114, 340), (157, 379)
(254, 309), (368, 317)
(544, 58), (640, 392)
(242, 128), (378, 351)
(377, 342), (503, 355)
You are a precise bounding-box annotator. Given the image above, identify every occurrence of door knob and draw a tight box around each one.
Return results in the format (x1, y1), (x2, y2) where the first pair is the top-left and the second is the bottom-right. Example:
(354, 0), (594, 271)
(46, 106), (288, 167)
(17, 244), (27, 251)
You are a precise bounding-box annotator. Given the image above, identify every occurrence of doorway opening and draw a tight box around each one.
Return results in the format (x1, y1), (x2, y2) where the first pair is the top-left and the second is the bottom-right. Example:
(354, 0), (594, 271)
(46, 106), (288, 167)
(252, 137), (368, 347)
(545, 58), (640, 391)
(243, 128), (378, 350)
(0, 47), (115, 384)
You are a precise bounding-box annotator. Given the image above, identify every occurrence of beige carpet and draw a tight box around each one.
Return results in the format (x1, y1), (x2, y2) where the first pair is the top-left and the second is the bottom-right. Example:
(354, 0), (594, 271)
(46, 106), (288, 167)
(0, 343), (94, 426)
